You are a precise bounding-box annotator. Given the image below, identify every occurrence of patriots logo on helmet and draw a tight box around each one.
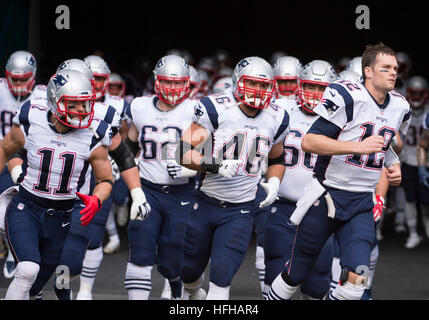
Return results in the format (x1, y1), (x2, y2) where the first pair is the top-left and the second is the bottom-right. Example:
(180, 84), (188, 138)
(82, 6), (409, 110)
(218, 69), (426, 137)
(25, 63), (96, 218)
(156, 59), (164, 69)
(52, 74), (68, 91)
(237, 59), (250, 70)
(28, 56), (35, 66)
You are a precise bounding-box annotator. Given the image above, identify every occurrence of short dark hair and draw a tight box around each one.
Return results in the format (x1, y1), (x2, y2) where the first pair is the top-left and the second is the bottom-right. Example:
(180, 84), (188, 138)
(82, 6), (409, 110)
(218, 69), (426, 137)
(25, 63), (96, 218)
(361, 43), (396, 81)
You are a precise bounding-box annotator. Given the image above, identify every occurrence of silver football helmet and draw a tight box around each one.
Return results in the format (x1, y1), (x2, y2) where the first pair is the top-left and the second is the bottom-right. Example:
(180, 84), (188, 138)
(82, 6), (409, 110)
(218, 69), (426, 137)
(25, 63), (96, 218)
(84, 55), (111, 99)
(406, 76), (428, 110)
(57, 58), (94, 87)
(338, 70), (362, 83)
(232, 57), (275, 109)
(108, 73), (126, 97)
(189, 66), (201, 99)
(396, 52), (412, 80)
(297, 60), (337, 113)
(5, 50), (37, 96)
(153, 55), (191, 105)
(346, 56), (362, 77)
(47, 70), (95, 129)
(273, 56), (303, 99)
(213, 77), (233, 94)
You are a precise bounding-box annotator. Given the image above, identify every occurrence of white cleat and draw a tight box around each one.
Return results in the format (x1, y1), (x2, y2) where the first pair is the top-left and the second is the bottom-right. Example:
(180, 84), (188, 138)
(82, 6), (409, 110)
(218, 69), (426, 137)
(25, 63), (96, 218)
(116, 204), (129, 227)
(103, 238), (120, 254)
(76, 290), (93, 300)
(405, 234), (422, 249)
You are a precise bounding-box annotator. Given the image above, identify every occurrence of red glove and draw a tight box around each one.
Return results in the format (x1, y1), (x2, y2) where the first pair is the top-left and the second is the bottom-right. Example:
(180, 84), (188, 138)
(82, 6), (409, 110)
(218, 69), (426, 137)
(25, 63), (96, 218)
(373, 195), (385, 223)
(76, 192), (101, 226)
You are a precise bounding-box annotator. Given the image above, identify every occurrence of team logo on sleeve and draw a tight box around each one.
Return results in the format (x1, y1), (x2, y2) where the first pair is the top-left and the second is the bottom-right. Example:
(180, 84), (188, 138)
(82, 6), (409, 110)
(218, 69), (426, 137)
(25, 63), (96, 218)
(194, 104), (204, 120)
(321, 98), (339, 115)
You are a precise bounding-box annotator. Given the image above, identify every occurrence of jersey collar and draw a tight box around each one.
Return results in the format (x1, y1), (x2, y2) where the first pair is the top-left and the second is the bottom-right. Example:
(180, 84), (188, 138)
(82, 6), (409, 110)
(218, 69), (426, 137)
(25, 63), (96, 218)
(363, 86), (390, 110)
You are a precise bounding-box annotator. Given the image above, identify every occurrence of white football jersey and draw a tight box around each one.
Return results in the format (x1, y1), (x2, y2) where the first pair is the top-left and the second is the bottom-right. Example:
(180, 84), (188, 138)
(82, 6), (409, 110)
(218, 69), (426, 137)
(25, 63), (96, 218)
(194, 90), (290, 203)
(275, 98), (319, 202)
(401, 105), (429, 166)
(311, 80), (411, 193)
(0, 78), (47, 140)
(13, 98), (112, 200)
(103, 93), (127, 120)
(126, 95), (196, 185)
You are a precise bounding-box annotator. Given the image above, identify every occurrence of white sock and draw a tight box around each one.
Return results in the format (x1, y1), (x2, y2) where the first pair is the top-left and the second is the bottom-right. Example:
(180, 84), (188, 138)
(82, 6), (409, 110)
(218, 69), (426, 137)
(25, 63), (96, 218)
(330, 257), (341, 294)
(79, 247), (103, 294)
(206, 281), (230, 300)
(124, 263), (152, 300)
(255, 245), (265, 293)
(268, 273), (298, 300)
(330, 281), (365, 300)
(105, 208), (119, 238)
(405, 201), (418, 235)
(5, 261), (40, 300)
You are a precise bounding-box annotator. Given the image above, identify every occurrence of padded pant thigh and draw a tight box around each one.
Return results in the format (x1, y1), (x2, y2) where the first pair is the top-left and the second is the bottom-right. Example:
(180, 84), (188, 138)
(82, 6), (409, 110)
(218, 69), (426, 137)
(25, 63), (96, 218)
(301, 235), (334, 299)
(210, 214), (254, 287)
(336, 211), (375, 273)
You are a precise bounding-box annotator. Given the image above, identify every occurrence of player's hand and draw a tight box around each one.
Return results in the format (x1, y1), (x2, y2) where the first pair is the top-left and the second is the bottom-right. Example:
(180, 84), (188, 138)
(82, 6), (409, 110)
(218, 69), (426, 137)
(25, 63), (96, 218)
(111, 159), (120, 181)
(10, 165), (24, 184)
(259, 177), (280, 208)
(386, 163), (401, 186)
(130, 187), (151, 221)
(357, 135), (384, 155)
(167, 161), (198, 179)
(76, 192), (101, 226)
(218, 159), (243, 178)
(373, 195), (385, 223)
(419, 166), (429, 188)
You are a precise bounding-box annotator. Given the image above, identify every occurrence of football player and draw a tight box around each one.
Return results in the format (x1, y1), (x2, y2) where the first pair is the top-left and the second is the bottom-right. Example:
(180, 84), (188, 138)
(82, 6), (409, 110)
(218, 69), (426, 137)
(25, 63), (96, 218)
(269, 43), (410, 300)
(0, 50), (46, 279)
(177, 56), (289, 300)
(0, 69), (114, 299)
(273, 56), (303, 100)
(124, 55), (198, 300)
(264, 60), (337, 300)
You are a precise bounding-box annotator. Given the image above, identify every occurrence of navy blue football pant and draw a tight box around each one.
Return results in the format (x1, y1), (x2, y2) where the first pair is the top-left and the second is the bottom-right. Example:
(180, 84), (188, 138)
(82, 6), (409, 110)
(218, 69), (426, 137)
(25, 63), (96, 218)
(0, 167), (14, 195)
(401, 163), (429, 205)
(284, 186), (375, 286)
(29, 193), (113, 295)
(264, 198), (334, 298)
(127, 179), (195, 280)
(180, 190), (255, 287)
(254, 186), (270, 247)
(112, 177), (129, 206)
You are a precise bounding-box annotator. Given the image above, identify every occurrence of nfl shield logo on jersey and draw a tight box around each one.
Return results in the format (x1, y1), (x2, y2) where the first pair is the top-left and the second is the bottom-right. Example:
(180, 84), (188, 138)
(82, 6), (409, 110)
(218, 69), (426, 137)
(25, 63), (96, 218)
(17, 203), (25, 210)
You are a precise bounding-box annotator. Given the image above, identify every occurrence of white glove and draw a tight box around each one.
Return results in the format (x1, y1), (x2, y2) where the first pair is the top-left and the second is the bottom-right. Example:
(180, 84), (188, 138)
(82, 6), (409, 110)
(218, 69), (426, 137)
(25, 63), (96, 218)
(111, 159), (120, 181)
(167, 161), (198, 179)
(259, 177), (280, 208)
(10, 165), (23, 184)
(130, 187), (151, 221)
(218, 159), (244, 178)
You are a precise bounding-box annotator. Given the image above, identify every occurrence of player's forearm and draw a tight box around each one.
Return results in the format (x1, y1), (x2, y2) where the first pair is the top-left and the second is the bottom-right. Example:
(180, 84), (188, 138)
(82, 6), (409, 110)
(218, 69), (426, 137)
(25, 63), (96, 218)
(120, 166), (141, 190)
(302, 133), (359, 156)
(375, 168), (389, 198)
(181, 149), (204, 171)
(92, 181), (113, 204)
(265, 164), (285, 182)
